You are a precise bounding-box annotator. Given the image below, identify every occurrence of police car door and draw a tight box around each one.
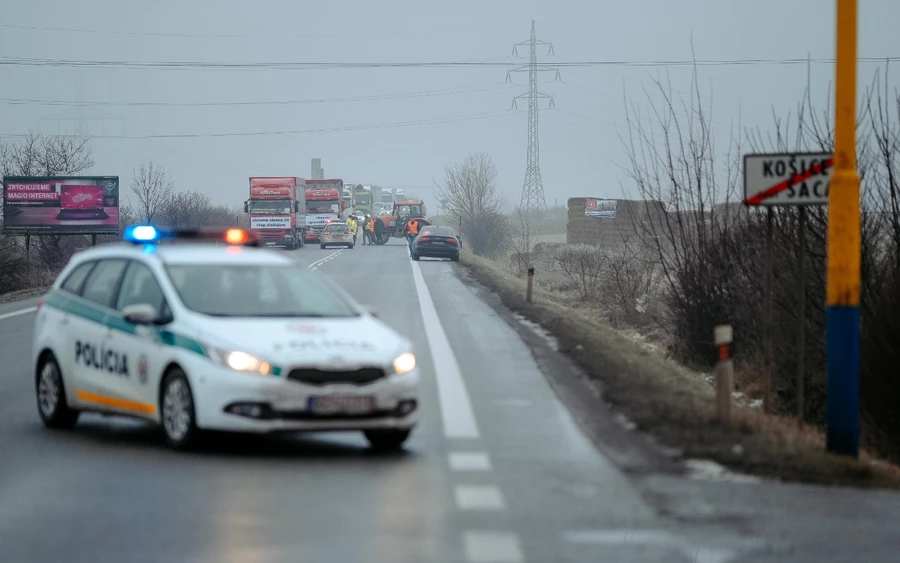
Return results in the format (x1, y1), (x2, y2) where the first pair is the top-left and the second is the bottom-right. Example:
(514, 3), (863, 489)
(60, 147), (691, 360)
(72, 258), (129, 407)
(107, 259), (170, 417)
(51, 259), (98, 390)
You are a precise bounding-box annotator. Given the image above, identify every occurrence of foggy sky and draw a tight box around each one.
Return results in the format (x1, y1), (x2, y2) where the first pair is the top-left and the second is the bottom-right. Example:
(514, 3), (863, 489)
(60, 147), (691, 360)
(2, 0), (899, 210)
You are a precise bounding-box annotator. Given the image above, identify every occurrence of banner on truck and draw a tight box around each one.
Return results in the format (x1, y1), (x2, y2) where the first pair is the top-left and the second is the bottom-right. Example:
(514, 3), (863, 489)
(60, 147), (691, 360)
(2, 176), (120, 235)
(250, 216), (292, 229)
(585, 198), (617, 219)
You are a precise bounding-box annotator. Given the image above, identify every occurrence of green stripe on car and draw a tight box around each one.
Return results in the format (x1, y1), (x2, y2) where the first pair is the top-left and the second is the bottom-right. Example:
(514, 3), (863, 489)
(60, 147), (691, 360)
(45, 290), (206, 357)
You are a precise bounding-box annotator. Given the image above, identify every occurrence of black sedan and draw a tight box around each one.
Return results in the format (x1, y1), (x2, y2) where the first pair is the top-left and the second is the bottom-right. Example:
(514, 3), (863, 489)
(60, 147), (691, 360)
(411, 226), (461, 262)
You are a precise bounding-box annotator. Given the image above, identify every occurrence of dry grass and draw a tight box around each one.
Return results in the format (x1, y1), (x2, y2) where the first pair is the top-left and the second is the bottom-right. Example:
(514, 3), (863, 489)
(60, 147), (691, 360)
(459, 248), (900, 490)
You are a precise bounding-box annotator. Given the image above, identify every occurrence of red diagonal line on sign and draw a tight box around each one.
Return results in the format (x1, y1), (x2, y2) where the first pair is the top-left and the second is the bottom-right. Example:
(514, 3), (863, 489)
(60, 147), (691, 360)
(746, 158), (834, 205)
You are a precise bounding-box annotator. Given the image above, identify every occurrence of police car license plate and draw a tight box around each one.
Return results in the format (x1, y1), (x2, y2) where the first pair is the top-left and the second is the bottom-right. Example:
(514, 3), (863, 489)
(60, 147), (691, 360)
(308, 395), (374, 415)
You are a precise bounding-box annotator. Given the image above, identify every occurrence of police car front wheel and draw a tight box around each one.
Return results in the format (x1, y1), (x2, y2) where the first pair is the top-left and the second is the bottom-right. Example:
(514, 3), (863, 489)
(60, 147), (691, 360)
(160, 369), (200, 449)
(36, 354), (80, 429)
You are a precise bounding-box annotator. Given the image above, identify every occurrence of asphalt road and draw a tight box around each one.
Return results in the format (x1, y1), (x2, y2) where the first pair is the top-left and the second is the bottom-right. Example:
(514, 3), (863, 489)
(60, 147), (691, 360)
(1, 238), (900, 562)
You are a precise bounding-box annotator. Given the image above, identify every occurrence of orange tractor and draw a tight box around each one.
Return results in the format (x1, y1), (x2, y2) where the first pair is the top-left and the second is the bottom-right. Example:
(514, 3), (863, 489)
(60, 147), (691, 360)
(372, 199), (429, 245)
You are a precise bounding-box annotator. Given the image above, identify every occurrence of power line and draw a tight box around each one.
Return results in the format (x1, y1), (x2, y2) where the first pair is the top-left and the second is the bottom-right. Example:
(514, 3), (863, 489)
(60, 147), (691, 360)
(0, 110), (516, 139)
(1, 56), (898, 71)
(0, 83), (514, 107)
(0, 21), (528, 40)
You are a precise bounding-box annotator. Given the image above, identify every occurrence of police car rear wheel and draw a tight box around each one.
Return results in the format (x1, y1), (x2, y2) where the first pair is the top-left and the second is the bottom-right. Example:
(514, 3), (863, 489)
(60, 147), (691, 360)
(36, 355), (79, 429)
(363, 429), (411, 450)
(161, 370), (199, 449)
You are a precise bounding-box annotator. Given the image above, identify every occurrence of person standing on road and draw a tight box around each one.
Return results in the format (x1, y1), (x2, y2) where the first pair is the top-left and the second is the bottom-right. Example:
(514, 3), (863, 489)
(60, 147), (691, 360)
(405, 216), (421, 255)
(373, 216), (386, 245)
(346, 214), (358, 246)
(364, 215), (375, 245)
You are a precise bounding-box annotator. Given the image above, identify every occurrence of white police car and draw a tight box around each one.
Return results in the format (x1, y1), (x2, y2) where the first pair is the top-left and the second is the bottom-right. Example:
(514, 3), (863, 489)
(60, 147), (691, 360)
(32, 225), (420, 450)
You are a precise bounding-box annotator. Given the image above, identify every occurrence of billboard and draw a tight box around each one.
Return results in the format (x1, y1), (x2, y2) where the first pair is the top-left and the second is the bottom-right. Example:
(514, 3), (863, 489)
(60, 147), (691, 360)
(2, 176), (120, 235)
(585, 198), (617, 219)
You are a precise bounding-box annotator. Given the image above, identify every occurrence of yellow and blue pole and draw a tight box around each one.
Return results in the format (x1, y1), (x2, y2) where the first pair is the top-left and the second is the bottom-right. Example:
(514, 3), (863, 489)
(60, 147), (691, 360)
(826, 0), (861, 457)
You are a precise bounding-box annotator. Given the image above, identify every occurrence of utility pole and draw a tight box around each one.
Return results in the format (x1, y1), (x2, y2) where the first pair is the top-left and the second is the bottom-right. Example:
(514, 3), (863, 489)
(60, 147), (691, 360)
(826, 0), (861, 457)
(508, 20), (559, 213)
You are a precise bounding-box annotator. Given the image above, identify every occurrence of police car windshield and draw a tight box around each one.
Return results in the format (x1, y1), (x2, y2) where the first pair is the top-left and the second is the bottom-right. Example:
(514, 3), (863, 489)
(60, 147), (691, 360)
(165, 264), (359, 318)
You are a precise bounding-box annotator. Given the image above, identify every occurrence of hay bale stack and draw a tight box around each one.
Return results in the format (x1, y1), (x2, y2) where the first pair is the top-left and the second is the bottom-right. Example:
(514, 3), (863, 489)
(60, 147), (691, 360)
(567, 198), (666, 248)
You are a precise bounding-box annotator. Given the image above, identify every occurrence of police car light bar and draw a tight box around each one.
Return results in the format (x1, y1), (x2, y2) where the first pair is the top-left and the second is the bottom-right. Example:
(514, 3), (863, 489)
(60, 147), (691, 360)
(123, 225), (260, 247)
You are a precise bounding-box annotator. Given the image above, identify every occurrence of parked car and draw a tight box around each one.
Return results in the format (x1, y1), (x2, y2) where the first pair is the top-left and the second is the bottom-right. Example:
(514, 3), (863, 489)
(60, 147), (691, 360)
(411, 226), (460, 262)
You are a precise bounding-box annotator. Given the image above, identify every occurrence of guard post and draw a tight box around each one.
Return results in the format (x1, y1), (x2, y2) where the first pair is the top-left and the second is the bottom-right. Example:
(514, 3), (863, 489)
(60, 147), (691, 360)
(714, 324), (734, 423)
(526, 267), (535, 303)
(825, 0), (861, 457)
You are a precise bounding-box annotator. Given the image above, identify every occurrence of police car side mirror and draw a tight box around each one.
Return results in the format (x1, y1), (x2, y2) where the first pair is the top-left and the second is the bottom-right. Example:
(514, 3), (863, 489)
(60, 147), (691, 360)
(122, 303), (160, 325)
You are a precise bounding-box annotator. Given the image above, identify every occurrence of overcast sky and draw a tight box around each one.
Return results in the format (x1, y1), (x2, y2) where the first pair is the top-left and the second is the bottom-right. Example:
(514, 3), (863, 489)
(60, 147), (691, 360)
(2, 0), (898, 210)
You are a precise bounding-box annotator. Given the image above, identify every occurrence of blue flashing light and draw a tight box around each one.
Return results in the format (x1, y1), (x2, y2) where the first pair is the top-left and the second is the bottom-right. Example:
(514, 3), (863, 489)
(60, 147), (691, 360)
(124, 225), (161, 244)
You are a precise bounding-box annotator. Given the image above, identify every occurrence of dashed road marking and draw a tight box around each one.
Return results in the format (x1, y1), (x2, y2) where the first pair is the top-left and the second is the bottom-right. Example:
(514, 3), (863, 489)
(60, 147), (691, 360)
(563, 529), (740, 563)
(463, 531), (524, 563)
(411, 260), (479, 439)
(449, 452), (492, 472)
(308, 249), (343, 270)
(0, 306), (37, 322)
(454, 485), (506, 511)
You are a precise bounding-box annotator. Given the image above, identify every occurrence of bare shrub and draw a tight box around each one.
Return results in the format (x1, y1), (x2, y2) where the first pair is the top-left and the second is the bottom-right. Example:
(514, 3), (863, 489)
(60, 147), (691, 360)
(131, 161), (174, 223)
(438, 153), (510, 257)
(603, 238), (664, 327)
(553, 244), (609, 301)
(509, 208), (535, 273)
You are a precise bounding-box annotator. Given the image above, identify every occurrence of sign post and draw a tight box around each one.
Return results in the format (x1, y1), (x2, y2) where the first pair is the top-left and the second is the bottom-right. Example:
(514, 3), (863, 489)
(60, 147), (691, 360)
(826, 0), (861, 457)
(743, 153), (834, 415)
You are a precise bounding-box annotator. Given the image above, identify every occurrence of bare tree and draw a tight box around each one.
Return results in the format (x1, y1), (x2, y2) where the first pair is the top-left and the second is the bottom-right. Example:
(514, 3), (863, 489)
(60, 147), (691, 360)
(160, 190), (212, 228)
(131, 161), (174, 223)
(0, 132), (93, 178)
(438, 153), (509, 256)
(509, 207), (535, 273)
(0, 133), (94, 275)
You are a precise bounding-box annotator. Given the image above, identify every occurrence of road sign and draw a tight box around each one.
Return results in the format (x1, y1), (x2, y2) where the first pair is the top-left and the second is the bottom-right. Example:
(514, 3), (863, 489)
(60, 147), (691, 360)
(743, 152), (834, 206)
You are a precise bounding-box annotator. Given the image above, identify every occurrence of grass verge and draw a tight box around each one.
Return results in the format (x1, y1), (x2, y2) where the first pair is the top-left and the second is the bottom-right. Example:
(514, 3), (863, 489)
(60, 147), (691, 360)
(459, 248), (900, 490)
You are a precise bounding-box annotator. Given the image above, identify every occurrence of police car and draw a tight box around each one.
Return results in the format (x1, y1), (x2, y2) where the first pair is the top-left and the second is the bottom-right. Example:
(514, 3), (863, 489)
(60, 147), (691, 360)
(32, 225), (420, 450)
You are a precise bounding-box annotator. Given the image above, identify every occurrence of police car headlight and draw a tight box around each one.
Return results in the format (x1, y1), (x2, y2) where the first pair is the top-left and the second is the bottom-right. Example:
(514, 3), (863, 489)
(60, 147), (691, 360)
(209, 347), (272, 376)
(392, 352), (416, 375)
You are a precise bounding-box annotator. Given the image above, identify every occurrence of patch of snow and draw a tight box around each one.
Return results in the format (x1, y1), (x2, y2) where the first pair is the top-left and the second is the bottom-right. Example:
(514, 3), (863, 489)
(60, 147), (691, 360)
(683, 459), (761, 484)
(620, 329), (662, 355)
(511, 312), (560, 351)
(614, 413), (637, 431)
(749, 399), (763, 409)
(635, 294), (648, 313)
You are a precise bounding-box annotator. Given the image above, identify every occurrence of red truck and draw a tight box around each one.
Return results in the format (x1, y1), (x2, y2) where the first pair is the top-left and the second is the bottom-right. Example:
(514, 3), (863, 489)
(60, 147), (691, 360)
(304, 179), (345, 243)
(244, 177), (307, 249)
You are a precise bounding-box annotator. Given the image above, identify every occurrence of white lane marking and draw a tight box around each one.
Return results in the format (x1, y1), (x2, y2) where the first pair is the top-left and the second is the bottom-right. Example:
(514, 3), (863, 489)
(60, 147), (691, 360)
(0, 306), (37, 322)
(463, 531), (524, 563)
(410, 260), (479, 439)
(563, 530), (739, 563)
(309, 250), (343, 270)
(454, 485), (506, 511)
(449, 452), (492, 471)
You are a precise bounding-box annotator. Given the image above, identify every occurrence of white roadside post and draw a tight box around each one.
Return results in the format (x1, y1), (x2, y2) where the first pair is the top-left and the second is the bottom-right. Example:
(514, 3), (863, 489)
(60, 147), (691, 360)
(526, 267), (535, 303)
(714, 324), (734, 423)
